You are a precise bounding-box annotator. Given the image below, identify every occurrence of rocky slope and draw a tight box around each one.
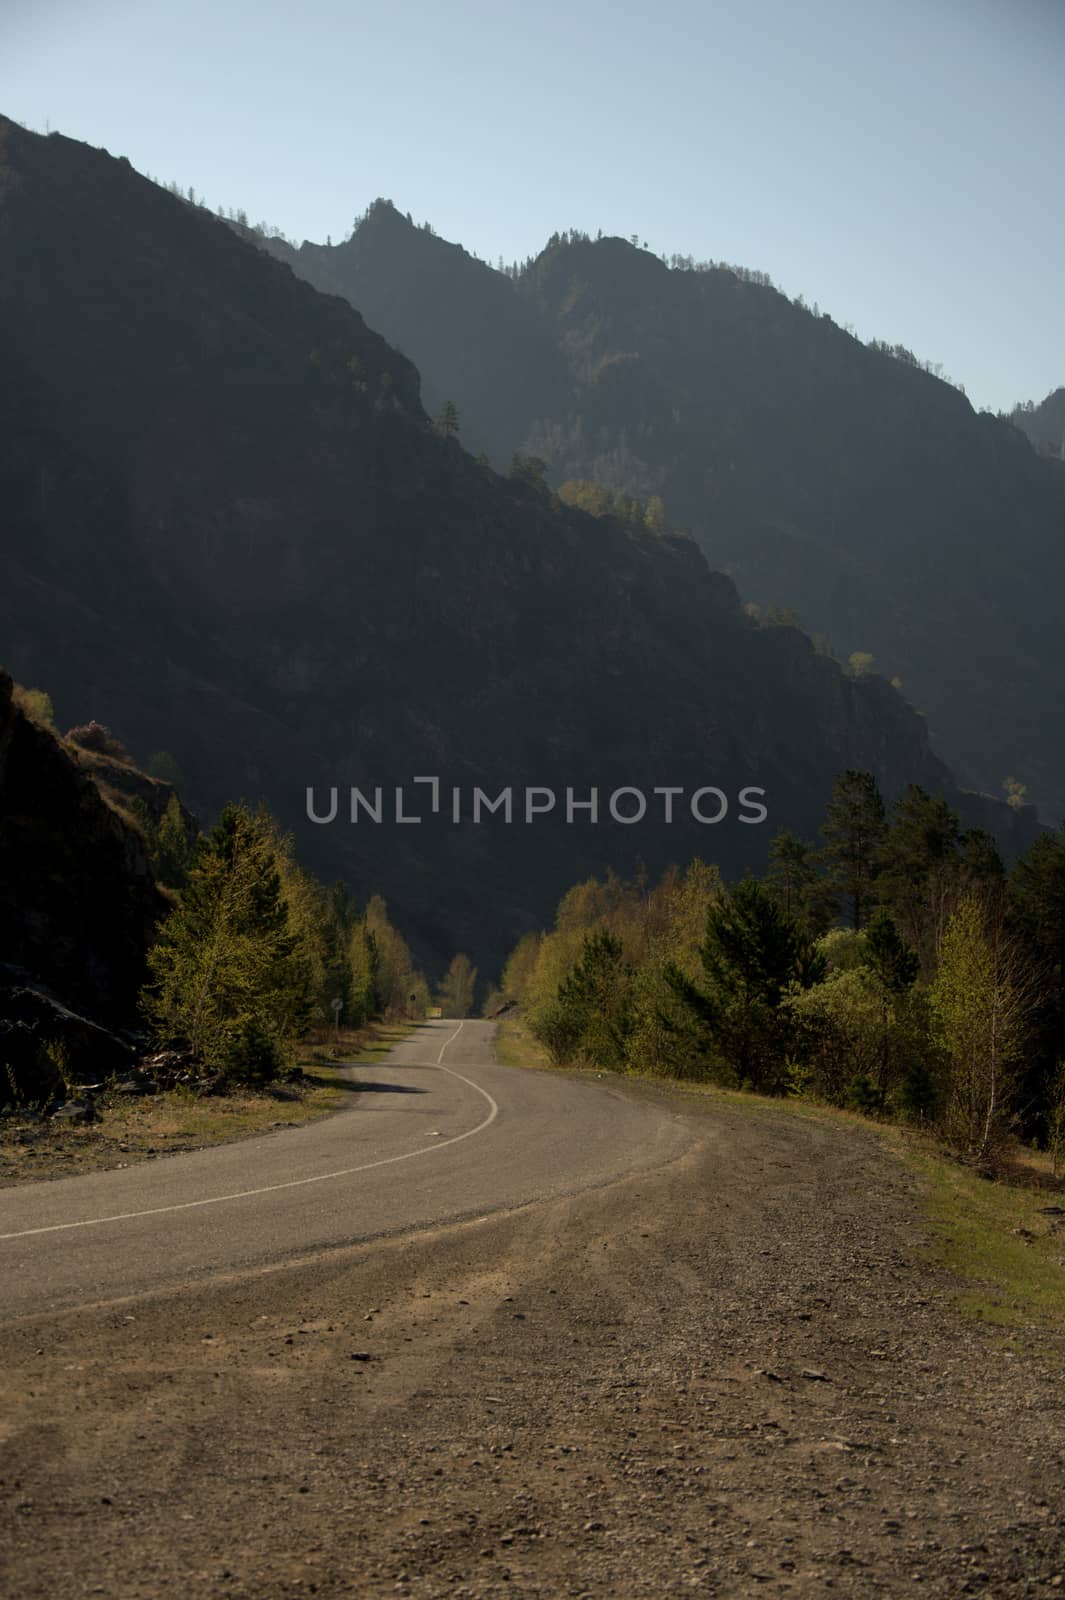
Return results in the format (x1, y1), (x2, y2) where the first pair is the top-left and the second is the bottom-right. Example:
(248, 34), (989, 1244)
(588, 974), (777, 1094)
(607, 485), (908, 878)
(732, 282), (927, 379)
(258, 206), (1065, 823)
(1010, 386), (1065, 460)
(0, 121), (1035, 973)
(0, 671), (171, 1088)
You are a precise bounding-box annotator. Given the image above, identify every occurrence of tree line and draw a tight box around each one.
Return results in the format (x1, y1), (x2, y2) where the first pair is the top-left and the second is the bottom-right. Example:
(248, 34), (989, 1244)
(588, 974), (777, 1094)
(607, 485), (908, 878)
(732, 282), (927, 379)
(496, 772), (1065, 1169)
(139, 802), (428, 1084)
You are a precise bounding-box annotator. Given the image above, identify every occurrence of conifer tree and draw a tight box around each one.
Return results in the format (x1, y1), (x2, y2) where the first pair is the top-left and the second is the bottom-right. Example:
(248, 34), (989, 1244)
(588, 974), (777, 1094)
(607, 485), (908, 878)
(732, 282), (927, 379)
(820, 770), (886, 930)
(144, 804), (312, 1081)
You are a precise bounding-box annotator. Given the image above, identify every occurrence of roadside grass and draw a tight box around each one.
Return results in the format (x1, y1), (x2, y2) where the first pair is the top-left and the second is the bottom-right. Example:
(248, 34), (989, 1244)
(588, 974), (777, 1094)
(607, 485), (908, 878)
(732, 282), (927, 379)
(296, 1021), (413, 1069)
(0, 1021), (413, 1188)
(908, 1146), (1065, 1336)
(495, 1015), (1065, 1339)
(493, 1014), (552, 1072)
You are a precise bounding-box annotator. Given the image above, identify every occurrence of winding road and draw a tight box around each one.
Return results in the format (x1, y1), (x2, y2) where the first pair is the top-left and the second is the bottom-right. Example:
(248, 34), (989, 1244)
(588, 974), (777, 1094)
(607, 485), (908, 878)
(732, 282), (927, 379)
(5, 1023), (1065, 1598)
(0, 1019), (693, 1321)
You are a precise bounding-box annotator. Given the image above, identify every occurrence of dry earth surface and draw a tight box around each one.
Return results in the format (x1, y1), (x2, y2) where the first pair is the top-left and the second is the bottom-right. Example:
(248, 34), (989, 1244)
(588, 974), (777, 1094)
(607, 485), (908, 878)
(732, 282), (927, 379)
(3, 1071), (1065, 1599)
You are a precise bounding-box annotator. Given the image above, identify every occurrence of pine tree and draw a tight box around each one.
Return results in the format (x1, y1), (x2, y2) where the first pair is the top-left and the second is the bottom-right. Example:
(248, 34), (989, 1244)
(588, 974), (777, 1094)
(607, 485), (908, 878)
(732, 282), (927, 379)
(766, 829), (831, 933)
(550, 930), (631, 1069)
(143, 804), (312, 1081)
(434, 400), (460, 439)
(820, 770), (886, 930)
(876, 785), (984, 962)
(861, 910), (919, 993)
(667, 878), (824, 1091)
(155, 792), (193, 889)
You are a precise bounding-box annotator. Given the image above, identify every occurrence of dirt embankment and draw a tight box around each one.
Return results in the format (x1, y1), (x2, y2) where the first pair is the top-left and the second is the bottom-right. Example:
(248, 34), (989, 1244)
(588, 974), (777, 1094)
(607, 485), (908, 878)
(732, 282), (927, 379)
(3, 1094), (1064, 1599)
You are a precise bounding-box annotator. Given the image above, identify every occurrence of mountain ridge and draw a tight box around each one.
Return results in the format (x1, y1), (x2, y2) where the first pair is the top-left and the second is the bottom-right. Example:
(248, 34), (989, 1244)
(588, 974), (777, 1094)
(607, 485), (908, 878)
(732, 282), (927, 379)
(0, 121), (1037, 972)
(252, 202), (1065, 824)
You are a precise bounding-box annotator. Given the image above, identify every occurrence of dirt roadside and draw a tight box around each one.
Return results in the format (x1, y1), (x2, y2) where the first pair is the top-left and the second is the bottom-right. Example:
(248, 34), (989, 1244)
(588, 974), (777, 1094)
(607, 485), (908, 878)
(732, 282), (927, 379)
(2, 1090), (1063, 1599)
(0, 1027), (411, 1188)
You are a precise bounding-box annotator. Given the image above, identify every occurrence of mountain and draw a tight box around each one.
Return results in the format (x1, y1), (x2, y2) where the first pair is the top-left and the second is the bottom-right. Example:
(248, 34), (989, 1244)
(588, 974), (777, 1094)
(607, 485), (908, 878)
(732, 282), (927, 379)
(1009, 388), (1065, 461)
(0, 122), (1034, 974)
(255, 206), (1065, 824)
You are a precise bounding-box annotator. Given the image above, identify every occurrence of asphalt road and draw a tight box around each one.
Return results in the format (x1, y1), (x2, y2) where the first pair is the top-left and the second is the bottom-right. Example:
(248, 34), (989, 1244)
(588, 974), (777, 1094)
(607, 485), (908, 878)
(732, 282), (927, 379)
(0, 1019), (693, 1322)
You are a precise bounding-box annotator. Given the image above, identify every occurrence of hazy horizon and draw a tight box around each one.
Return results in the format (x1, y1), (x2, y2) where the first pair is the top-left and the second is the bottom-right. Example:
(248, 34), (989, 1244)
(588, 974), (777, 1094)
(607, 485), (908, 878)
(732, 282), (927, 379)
(3, 0), (1063, 414)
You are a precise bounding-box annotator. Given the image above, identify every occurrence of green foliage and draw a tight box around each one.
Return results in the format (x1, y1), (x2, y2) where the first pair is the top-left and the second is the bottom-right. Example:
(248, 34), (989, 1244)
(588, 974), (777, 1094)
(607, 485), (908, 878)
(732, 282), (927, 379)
(499, 776), (1063, 1148)
(433, 399), (460, 439)
(644, 494), (667, 533)
(500, 931), (542, 1005)
(271, 841), (358, 1029)
(143, 803), (313, 1082)
(1003, 776), (1028, 811)
(876, 786), (1004, 970)
(929, 896), (1033, 1161)
(766, 829), (833, 935)
(897, 1057), (937, 1122)
(155, 793), (195, 888)
(146, 750), (182, 785)
(788, 929), (926, 1112)
(437, 953), (477, 1018)
(350, 921), (381, 1022)
(130, 793), (194, 888)
(847, 1072), (882, 1114)
(861, 910), (919, 993)
(667, 879), (825, 1093)
(557, 478), (671, 535)
(364, 896), (428, 1019)
(820, 770), (885, 930)
(550, 930), (632, 1070)
(220, 1014), (286, 1084)
(13, 685), (55, 728)
(510, 452), (548, 490)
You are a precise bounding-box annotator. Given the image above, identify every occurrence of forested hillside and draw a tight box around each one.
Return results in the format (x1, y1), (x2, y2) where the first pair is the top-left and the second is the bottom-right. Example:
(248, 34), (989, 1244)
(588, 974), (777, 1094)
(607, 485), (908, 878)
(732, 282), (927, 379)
(1009, 386), (1065, 460)
(257, 205), (1065, 823)
(0, 123), (1034, 973)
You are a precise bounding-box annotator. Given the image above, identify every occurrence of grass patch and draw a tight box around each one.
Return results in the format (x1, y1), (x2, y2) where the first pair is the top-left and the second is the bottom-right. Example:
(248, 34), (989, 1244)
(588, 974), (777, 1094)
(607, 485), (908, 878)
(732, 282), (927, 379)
(296, 1020), (413, 1066)
(345, 1023), (414, 1064)
(494, 1015), (552, 1071)
(906, 1145), (1065, 1332)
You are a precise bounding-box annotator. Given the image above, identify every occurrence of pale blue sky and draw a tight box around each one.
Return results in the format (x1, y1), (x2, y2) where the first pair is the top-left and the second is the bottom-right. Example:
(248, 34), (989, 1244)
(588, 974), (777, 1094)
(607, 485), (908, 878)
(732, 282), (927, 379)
(4, 0), (1061, 411)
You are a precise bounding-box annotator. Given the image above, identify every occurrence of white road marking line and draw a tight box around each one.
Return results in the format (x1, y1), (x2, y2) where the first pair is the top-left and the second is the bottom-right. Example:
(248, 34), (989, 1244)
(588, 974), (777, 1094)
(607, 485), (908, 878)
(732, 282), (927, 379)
(0, 1021), (499, 1243)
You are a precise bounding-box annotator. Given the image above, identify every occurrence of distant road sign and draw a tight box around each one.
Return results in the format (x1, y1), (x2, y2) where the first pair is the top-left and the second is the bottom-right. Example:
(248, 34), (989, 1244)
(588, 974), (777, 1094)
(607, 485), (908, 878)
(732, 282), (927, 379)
(428, 1006), (442, 1019)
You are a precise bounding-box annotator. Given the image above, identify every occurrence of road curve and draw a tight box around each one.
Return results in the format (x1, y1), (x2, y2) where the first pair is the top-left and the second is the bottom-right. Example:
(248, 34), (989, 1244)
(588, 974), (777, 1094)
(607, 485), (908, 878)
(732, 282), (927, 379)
(0, 1020), (694, 1321)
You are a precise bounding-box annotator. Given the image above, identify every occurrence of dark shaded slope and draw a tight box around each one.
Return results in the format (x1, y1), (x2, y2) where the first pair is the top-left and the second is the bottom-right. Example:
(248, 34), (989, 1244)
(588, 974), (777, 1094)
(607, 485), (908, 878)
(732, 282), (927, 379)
(265, 215), (1065, 822)
(257, 201), (568, 466)
(1010, 387), (1065, 460)
(0, 670), (168, 1029)
(0, 123), (1032, 972)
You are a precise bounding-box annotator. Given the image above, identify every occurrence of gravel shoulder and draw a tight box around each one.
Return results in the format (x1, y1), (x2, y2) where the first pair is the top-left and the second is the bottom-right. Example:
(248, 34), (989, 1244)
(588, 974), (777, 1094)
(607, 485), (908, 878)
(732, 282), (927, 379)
(3, 1076), (1064, 1599)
